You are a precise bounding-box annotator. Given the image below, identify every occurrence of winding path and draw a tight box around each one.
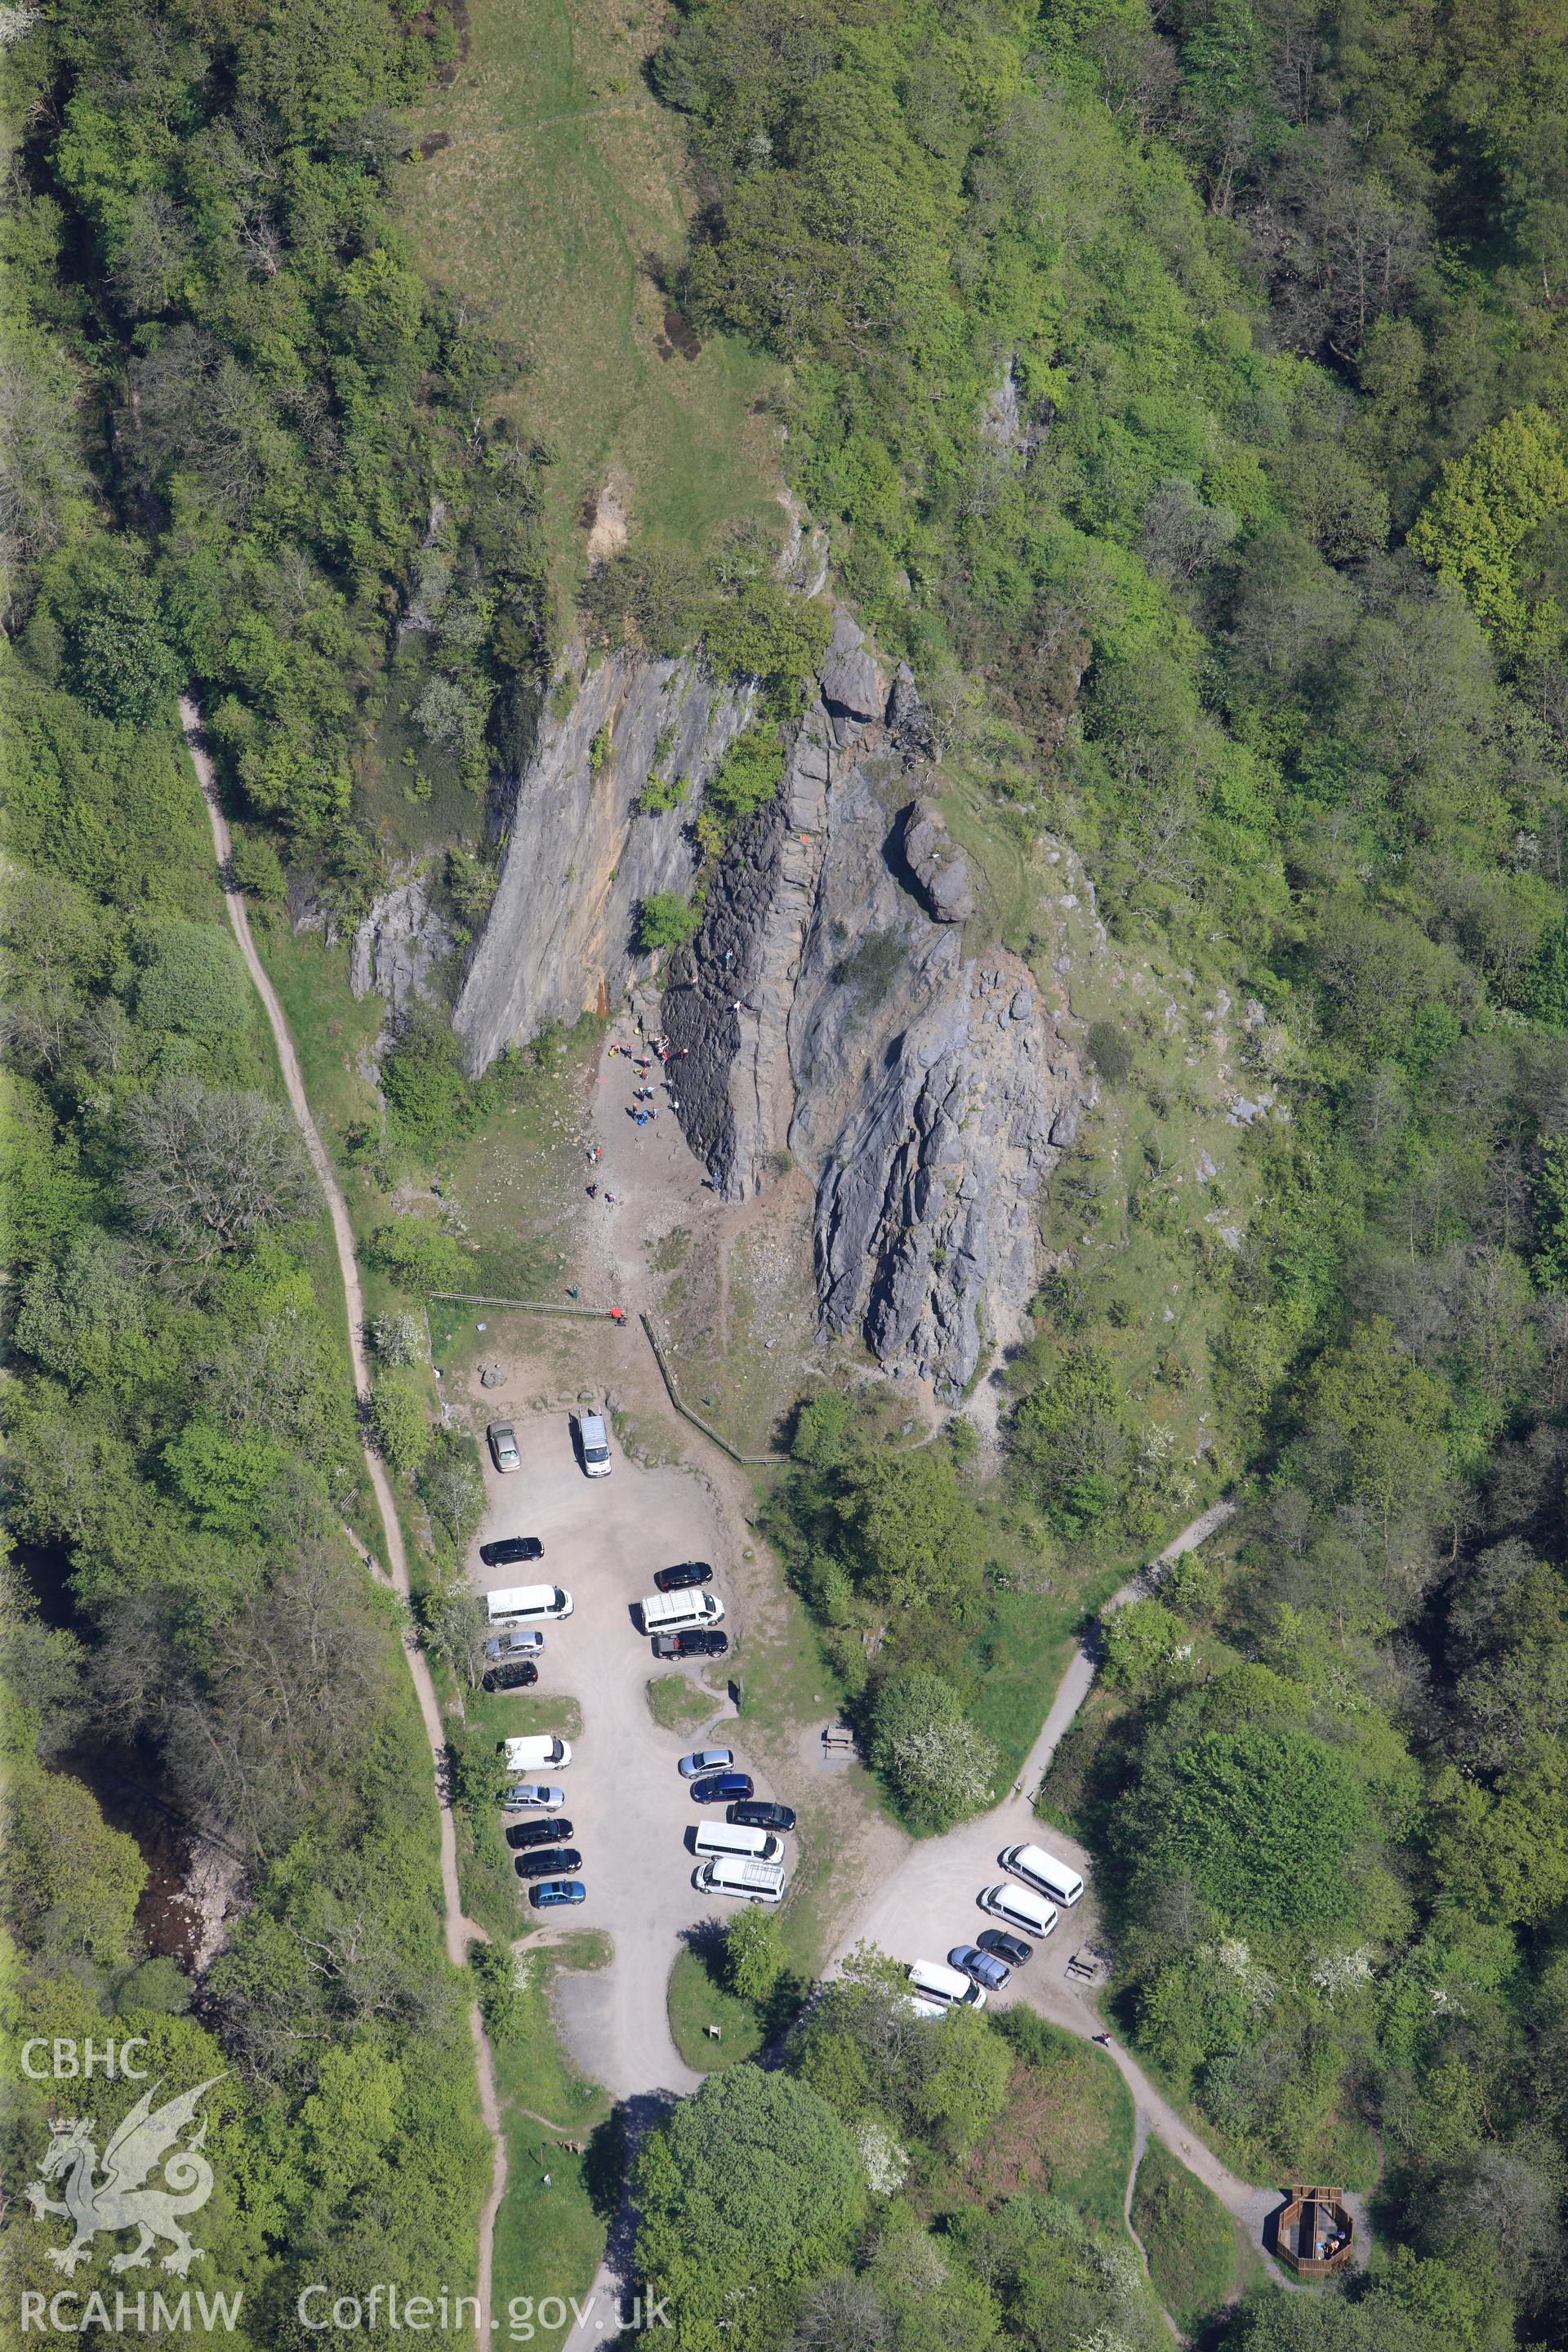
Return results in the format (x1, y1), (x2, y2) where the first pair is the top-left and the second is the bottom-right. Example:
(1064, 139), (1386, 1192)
(826, 1497), (1359, 2281)
(183, 702), (507, 2346)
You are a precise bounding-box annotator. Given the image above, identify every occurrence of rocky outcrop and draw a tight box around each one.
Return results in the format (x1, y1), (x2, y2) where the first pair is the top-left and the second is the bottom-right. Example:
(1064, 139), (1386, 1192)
(452, 645), (755, 1071)
(350, 874), (456, 1015)
(662, 607), (1093, 1397)
(902, 800), (975, 923)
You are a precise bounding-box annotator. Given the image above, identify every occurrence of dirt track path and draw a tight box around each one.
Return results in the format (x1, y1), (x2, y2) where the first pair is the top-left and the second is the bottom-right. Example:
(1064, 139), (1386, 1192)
(823, 1498), (1348, 2280)
(183, 702), (507, 2346)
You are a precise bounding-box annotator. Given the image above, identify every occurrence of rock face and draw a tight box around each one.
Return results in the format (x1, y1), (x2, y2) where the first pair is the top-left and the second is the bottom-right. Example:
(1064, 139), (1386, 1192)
(452, 601), (1094, 1396)
(662, 608), (1093, 1397)
(452, 646), (755, 1071)
(350, 875), (456, 1016)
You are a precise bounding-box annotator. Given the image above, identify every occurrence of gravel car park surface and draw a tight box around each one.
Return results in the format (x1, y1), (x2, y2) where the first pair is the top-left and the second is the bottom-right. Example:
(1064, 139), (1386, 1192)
(470, 1414), (764, 2101)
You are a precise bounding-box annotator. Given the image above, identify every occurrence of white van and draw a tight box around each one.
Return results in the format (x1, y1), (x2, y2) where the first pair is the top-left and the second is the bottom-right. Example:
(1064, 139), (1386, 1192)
(641, 1590), (725, 1637)
(906, 1958), (987, 2019)
(693, 1823), (784, 1864)
(503, 1735), (572, 1771)
(1001, 1842), (1084, 1908)
(578, 1414), (612, 1477)
(696, 1855), (784, 1904)
(487, 1584), (573, 1627)
(979, 1882), (1058, 1939)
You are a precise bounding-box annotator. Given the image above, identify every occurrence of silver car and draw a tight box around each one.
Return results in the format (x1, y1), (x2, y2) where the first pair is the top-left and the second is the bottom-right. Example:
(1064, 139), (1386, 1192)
(501, 1783), (565, 1811)
(488, 1422), (521, 1472)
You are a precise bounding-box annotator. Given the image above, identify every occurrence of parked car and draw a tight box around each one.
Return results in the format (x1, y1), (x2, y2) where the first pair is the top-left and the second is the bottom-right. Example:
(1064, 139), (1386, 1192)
(501, 1783), (565, 1812)
(483, 1628), (544, 1664)
(480, 1535), (544, 1567)
(949, 1942), (1010, 1993)
(506, 1819), (575, 1850)
(653, 1560), (714, 1592)
(502, 1735), (571, 1769)
(514, 1846), (582, 1880)
(679, 1747), (734, 1779)
(577, 1413), (612, 1477)
(487, 1423), (521, 1472)
(482, 1659), (538, 1694)
(977, 1927), (1032, 1970)
(727, 1799), (796, 1834)
(651, 1628), (728, 1659)
(529, 1880), (584, 1910)
(692, 1771), (754, 1804)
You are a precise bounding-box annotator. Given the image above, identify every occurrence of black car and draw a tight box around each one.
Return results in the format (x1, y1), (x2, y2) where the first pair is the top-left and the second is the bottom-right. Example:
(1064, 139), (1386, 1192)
(977, 1927), (1033, 1970)
(482, 1659), (538, 1693)
(506, 1819), (576, 1851)
(514, 1846), (582, 1880)
(480, 1535), (544, 1568)
(651, 1628), (729, 1659)
(653, 1559), (714, 1592)
(728, 1799), (796, 1834)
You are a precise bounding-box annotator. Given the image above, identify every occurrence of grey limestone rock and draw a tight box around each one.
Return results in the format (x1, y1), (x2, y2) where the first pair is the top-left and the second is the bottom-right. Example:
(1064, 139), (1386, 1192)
(817, 607), (887, 722)
(350, 875), (455, 1014)
(452, 646), (755, 1072)
(902, 800), (976, 924)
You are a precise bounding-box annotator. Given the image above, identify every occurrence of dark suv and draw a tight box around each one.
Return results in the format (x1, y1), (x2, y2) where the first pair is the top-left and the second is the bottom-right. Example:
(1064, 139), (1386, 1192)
(652, 1628), (728, 1659)
(480, 1535), (544, 1568)
(482, 1659), (538, 1693)
(653, 1560), (713, 1592)
(506, 1819), (575, 1851)
(515, 1846), (583, 1880)
(692, 1771), (753, 1804)
(727, 1799), (795, 1833)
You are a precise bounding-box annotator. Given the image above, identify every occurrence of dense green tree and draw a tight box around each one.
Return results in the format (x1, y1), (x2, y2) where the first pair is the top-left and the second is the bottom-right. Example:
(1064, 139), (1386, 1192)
(635, 2067), (866, 2350)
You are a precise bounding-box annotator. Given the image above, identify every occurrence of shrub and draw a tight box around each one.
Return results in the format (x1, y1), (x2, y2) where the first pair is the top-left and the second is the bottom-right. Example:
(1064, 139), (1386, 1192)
(1086, 1019), (1134, 1083)
(369, 1378), (430, 1478)
(371, 1311), (424, 1365)
(723, 1908), (786, 2003)
(636, 891), (700, 951)
(229, 831), (288, 904)
(133, 920), (251, 1038)
(581, 541), (708, 656)
(707, 723), (784, 822)
(702, 584), (831, 685)
(868, 1672), (999, 1830)
(368, 1219), (470, 1296)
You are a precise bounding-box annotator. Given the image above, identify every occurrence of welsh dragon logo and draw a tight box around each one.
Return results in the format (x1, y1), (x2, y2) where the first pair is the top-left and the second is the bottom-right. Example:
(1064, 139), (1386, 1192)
(26, 2078), (221, 2277)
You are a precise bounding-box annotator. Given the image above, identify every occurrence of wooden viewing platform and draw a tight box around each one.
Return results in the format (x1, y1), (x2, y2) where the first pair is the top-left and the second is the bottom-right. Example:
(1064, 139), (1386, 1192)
(1274, 2185), (1354, 2276)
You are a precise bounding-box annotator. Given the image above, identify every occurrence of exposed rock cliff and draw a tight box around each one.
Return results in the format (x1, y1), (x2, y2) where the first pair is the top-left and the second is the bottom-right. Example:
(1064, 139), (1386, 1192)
(452, 645), (755, 1071)
(663, 611), (1094, 1397)
(350, 873), (455, 1017)
(450, 606), (1094, 1396)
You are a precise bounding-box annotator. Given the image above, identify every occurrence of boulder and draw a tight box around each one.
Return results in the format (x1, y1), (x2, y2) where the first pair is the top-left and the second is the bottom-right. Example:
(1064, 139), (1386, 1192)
(902, 800), (976, 924)
(817, 607), (887, 721)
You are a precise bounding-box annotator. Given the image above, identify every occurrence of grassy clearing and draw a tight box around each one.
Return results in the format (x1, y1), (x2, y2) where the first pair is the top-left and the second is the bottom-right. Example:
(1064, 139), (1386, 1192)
(653, 1174), (830, 1456)
(489, 1945), (613, 2321)
(401, 0), (782, 591)
(964, 1572), (1119, 1788)
(666, 1946), (767, 2073)
(1131, 2136), (1258, 2334)
(646, 1673), (720, 1732)
(468, 1688), (585, 1745)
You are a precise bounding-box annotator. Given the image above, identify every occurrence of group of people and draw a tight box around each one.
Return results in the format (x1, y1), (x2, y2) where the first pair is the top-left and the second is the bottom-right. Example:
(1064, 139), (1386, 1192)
(587, 1016), (693, 1197)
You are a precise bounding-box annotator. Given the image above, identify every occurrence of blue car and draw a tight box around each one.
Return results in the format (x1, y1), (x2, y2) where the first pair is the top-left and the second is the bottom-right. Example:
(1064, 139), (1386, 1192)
(949, 1942), (1010, 1992)
(691, 1771), (754, 1804)
(529, 1879), (585, 1909)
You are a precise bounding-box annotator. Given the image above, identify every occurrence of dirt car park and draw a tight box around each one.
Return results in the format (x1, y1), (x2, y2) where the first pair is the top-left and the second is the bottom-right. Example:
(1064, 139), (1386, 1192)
(468, 1395), (789, 2100)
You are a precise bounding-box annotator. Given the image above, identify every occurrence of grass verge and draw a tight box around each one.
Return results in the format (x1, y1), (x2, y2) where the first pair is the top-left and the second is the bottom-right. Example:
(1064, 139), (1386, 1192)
(666, 1946), (766, 2074)
(488, 1944), (614, 2322)
(646, 1673), (721, 1732)
(1131, 2136), (1260, 2332)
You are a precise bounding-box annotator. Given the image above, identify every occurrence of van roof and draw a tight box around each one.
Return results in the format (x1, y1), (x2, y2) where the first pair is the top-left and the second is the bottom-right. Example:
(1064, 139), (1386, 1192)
(488, 1584), (557, 1611)
(1011, 1842), (1084, 1890)
(908, 1958), (970, 2000)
